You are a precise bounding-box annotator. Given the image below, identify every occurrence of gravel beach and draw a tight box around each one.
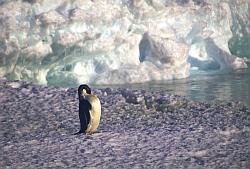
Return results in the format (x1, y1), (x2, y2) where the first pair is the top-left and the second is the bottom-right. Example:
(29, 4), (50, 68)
(0, 79), (250, 169)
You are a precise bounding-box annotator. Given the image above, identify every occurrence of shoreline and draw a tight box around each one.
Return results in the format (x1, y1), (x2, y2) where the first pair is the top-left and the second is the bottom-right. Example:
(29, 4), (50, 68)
(1, 79), (250, 168)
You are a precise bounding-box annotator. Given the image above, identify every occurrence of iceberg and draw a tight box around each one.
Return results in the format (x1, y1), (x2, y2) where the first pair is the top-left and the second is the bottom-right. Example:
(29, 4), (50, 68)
(0, 0), (249, 86)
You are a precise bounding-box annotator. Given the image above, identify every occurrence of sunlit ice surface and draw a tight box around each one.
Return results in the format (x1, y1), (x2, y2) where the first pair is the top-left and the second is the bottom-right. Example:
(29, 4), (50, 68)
(0, 0), (249, 87)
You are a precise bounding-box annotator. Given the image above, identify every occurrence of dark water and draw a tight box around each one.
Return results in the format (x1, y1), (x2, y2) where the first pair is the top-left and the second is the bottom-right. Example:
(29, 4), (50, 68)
(100, 68), (250, 107)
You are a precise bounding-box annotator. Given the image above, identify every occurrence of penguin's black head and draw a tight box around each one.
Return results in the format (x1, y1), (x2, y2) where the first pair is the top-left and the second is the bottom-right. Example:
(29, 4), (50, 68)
(78, 84), (91, 96)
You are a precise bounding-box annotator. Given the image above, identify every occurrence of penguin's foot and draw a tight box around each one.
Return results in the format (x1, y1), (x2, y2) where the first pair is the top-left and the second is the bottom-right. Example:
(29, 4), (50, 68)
(85, 132), (94, 135)
(74, 131), (84, 135)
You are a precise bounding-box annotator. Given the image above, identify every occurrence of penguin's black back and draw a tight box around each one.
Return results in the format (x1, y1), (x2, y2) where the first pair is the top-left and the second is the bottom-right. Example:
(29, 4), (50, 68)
(76, 98), (91, 134)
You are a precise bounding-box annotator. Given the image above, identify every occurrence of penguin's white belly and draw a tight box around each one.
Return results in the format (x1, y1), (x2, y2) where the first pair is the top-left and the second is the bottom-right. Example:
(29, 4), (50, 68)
(85, 95), (101, 133)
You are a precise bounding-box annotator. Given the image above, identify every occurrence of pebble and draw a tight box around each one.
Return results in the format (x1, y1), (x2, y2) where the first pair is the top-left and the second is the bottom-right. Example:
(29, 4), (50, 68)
(0, 79), (250, 168)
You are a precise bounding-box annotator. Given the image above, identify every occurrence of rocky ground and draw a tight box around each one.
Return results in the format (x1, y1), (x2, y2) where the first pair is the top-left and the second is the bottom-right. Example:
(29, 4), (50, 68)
(0, 79), (250, 169)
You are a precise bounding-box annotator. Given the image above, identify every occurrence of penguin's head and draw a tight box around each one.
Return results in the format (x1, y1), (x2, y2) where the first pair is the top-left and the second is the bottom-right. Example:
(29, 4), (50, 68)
(78, 84), (91, 97)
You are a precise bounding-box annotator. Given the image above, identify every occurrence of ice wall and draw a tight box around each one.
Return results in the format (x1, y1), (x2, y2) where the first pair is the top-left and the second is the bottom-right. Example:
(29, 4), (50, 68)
(0, 0), (248, 86)
(228, 0), (250, 59)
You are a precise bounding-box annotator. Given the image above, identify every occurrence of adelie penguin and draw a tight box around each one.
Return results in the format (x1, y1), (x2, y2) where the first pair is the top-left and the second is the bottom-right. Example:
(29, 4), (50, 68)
(74, 84), (101, 135)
